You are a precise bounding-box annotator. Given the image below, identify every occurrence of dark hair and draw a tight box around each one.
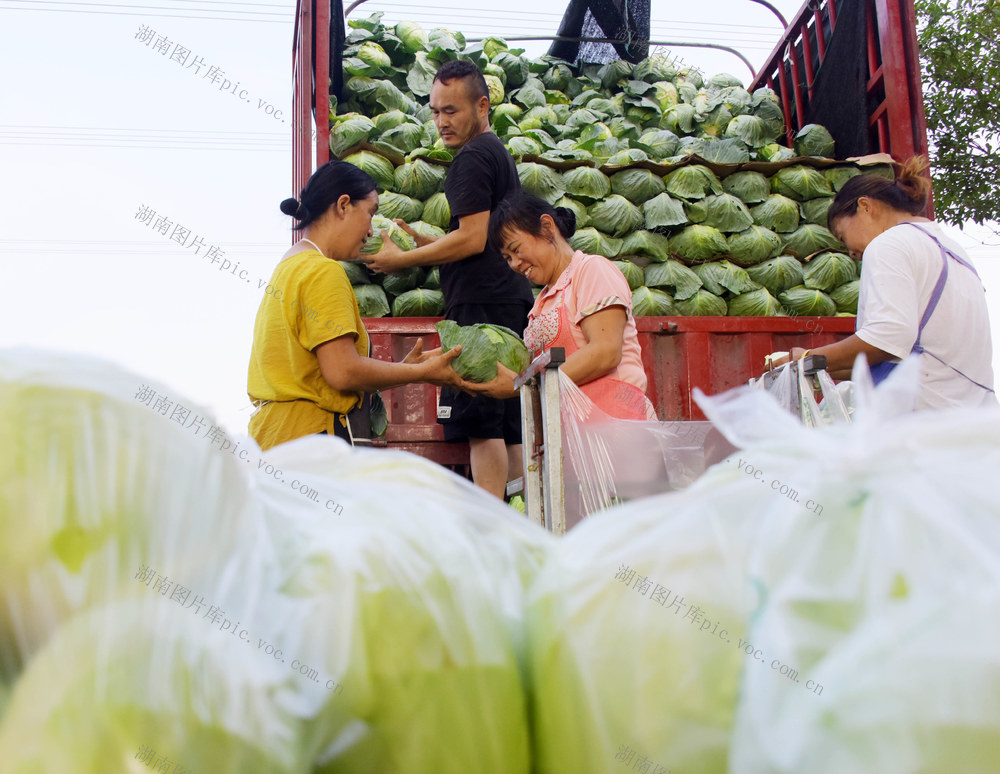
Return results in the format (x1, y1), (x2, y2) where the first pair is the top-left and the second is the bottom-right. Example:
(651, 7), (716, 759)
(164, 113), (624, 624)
(433, 59), (489, 102)
(488, 192), (577, 253)
(280, 160), (377, 231)
(827, 156), (932, 230)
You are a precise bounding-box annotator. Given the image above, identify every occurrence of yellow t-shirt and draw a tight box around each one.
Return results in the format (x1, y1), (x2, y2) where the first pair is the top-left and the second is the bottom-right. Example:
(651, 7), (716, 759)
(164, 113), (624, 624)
(247, 249), (370, 450)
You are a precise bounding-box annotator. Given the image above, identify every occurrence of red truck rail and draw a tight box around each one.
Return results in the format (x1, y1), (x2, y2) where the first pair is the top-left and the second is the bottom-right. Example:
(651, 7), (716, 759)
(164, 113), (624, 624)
(750, 0), (929, 163)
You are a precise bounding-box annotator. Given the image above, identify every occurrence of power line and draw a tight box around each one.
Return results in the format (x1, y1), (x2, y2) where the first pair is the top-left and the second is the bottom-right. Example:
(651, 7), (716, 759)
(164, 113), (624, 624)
(0, 1), (292, 23)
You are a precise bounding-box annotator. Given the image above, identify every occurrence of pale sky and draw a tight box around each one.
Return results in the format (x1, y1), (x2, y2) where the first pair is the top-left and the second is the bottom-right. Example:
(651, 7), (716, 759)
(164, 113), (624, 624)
(2, 0), (997, 435)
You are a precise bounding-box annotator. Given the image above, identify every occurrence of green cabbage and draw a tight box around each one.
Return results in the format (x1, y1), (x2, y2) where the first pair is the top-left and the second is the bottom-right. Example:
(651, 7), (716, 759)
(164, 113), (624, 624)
(406, 51), (438, 97)
(638, 129), (680, 159)
(631, 286), (677, 316)
(373, 109), (410, 134)
(663, 165), (723, 201)
(660, 103), (698, 134)
(562, 166), (612, 204)
(610, 169), (666, 205)
(354, 284), (391, 317)
(435, 320), (531, 382)
(378, 191), (424, 222)
(395, 21), (430, 53)
(485, 74), (505, 106)
(642, 192), (689, 231)
(569, 228), (623, 258)
(422, 265), (440, 289)
(713, 85), (753, 114)
(693, 260), (760, 295)
(668, 224), (729, 263)
(379, 122), (425, 153)
(746, 255), (805, 296)
(494, 52), (529, 88)
(698, 138), (751, 164)
(802, 251), (858, 292)
(408, 220), (446, 241)
(823, 165), (862, 192)
(830, 279), (860, 314)
(606, 148), (650, 165)
(382, 266), (425, 297)
(506, 136), (542, 158)
(329, 114), (376, 157)
(700, 194), (754, 232)
(700, 105), (734, 138)
(516, 162), (565, 205)
(707, 72), (744, 89)
(751, 194), (801, 233)
(800, 197), (833, 226)
(643, 260), (702, 300)
(482, 35), (508, 58)
(343, 150), (396, 191)
(757, 143), (796, 162)
(393, 160), (446, 200)
(728, 287), (785, 316)
(674, 288), (728, 316)
(793, 123), (836, 157)
(362, 216), (417, 254)
(587, 195), (644, 238)
(619, 230), (673, 263)
(612, 260), (645, 290)
(421, 192), (452, 230)
(427, 27), (465, 61)
(721, 171), (770, 204)
(779, 285), (837, 316)
(358, 41), (392, 71)
(770, 165), (834, 201)
(724, 114), (781, 147)
(554, 196), (589, 229)
(393, 288), (445, 317)
(726, 225), (783, 267)
(782, 224), (844, 258)
(339, 260), (372, 285)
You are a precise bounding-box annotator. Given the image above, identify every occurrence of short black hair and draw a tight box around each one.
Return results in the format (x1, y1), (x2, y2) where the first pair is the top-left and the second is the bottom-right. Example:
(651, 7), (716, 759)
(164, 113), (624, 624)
(488, 192), (577, 253)
(433, 59), (489, 102)
(279, 159), (377, 231)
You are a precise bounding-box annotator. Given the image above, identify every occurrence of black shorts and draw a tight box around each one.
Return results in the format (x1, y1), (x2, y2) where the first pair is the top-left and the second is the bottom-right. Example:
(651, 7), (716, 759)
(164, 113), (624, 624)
(439, 301), (532, 444)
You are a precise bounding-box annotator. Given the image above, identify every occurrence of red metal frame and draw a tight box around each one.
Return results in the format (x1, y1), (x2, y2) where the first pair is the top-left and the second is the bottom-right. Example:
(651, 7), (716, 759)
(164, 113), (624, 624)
(751, 0), (929, 164)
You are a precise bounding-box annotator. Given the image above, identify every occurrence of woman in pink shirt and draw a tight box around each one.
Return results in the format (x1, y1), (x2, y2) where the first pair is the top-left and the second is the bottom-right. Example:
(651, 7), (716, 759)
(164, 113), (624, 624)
(476, 192), (656, 420)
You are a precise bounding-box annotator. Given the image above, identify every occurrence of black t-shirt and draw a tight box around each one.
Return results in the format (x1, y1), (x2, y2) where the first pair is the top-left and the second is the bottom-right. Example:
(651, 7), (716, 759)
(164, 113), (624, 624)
(440, 132), (533, 311)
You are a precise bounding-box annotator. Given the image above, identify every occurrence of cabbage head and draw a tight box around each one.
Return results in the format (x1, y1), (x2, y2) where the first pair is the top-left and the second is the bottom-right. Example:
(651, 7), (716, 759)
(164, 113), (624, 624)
(727, 287), (785, 316)
(802, 251), (858, 292)
(721, 171), (770, 204)
(393, 288), (445, 317)
(506, 136), (542, 158)
(553, 196), (589, 229)
(343, 150), (395, 191)
(746, 255), (805, 296)
(408, 220), (446, 241)
(779, 285), (837, 317)
(693, 260), (760, 296)
(562, 166), (612, 204)
(793, 124), (836, 157)
(674, 288), (728, 316)
(362, 216), (418, 255)
(588, 195), (644, 238)
(831, 279), (860, 313)
(668, 224), (729, 264)
(569, 227), (623, 258)
(751, 194), (801, 233)
(395, 21), (429, 53)
(770, 165), (834, 201)
(379, 122), (425, 153)
(639, 129), (680, 159)
(782, 224), (844, 258)
(517, 162), (565, 205)
(610, 169), (666, 205)
(757, 143), (796, 163)
(354, 284), (391, 317)
(642, 192), (689, 231)
(724, 115), (781, 147)
(606, 148), (649, 165)
(612, 260), (645, 290)
(800, 198), (832, 227)
(620, 230), (672, 263)
(632, 286), (677, 316)
(423, 265), (440, 289)
(726, 225), (783, 267)
(436, 320), (531, 381)
(382, 266), (426, 298)
(338, 260), (371, 285)
(329, 114), (376, 157)
(484, 74), (506, 106)
(707, 72), (744, 89)
(643, 260), (702, 300)
(378, 191), (424, 223)
(373, 110), (410, 135)
(494, 52), (530, 88)
(663, 165), (723, 201)
(659, 103), (698, 134)
(698, 138), (751, 164)
(421, 192), (452, 230)
(701, 194), (754, 232)
(823, 165), (862, 192)
(406, 51), (438, 97)
(393, 159), (446, 200)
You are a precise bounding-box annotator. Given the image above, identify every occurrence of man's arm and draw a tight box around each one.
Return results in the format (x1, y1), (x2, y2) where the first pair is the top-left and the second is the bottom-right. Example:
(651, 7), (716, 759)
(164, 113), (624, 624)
(365, 211), (489, 273)
(781, 334), (894, 379)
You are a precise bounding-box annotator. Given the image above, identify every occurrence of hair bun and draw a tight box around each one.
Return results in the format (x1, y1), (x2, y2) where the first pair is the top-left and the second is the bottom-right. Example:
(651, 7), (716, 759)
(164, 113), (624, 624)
(280, 197), (300, 217)
(553, 206), (577, 238)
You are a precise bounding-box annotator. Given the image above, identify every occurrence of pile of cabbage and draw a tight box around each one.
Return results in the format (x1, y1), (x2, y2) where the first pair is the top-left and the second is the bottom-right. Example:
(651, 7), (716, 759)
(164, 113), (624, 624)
(335, 12), (876, 318)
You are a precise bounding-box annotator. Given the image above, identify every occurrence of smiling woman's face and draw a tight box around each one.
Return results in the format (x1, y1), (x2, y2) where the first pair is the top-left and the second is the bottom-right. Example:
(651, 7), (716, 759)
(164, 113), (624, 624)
(498, 225), (561, 286)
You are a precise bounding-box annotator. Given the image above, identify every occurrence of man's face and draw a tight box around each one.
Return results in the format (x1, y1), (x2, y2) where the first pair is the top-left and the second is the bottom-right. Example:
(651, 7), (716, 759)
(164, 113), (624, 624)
(429, 77), (488, 149)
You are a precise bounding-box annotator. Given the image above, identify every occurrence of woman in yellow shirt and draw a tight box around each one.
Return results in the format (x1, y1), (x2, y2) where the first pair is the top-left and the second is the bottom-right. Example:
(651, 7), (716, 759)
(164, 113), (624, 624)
(248, 160), (468, 451)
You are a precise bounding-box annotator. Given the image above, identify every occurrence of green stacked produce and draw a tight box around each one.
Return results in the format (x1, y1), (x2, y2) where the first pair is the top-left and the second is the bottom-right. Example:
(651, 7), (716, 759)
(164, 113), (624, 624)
(334, 13), (877, 317)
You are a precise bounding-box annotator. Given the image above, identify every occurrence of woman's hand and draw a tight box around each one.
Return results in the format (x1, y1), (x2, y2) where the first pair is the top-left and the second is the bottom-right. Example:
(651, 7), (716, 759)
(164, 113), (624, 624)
(364, 232), (410, 274)
(464, 363), (520, 400)
(394, 219), (436, 248)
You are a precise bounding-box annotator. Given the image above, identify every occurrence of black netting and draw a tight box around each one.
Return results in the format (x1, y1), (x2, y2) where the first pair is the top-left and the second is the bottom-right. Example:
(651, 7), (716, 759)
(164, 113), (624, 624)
(548, 0), (650, 65)
(330, 0), (346, 103)
(801, 0), (870, 156)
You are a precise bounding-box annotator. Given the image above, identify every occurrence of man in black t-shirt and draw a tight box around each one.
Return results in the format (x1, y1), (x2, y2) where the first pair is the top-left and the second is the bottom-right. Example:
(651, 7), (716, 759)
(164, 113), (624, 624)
(365, 60), (533, 499)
